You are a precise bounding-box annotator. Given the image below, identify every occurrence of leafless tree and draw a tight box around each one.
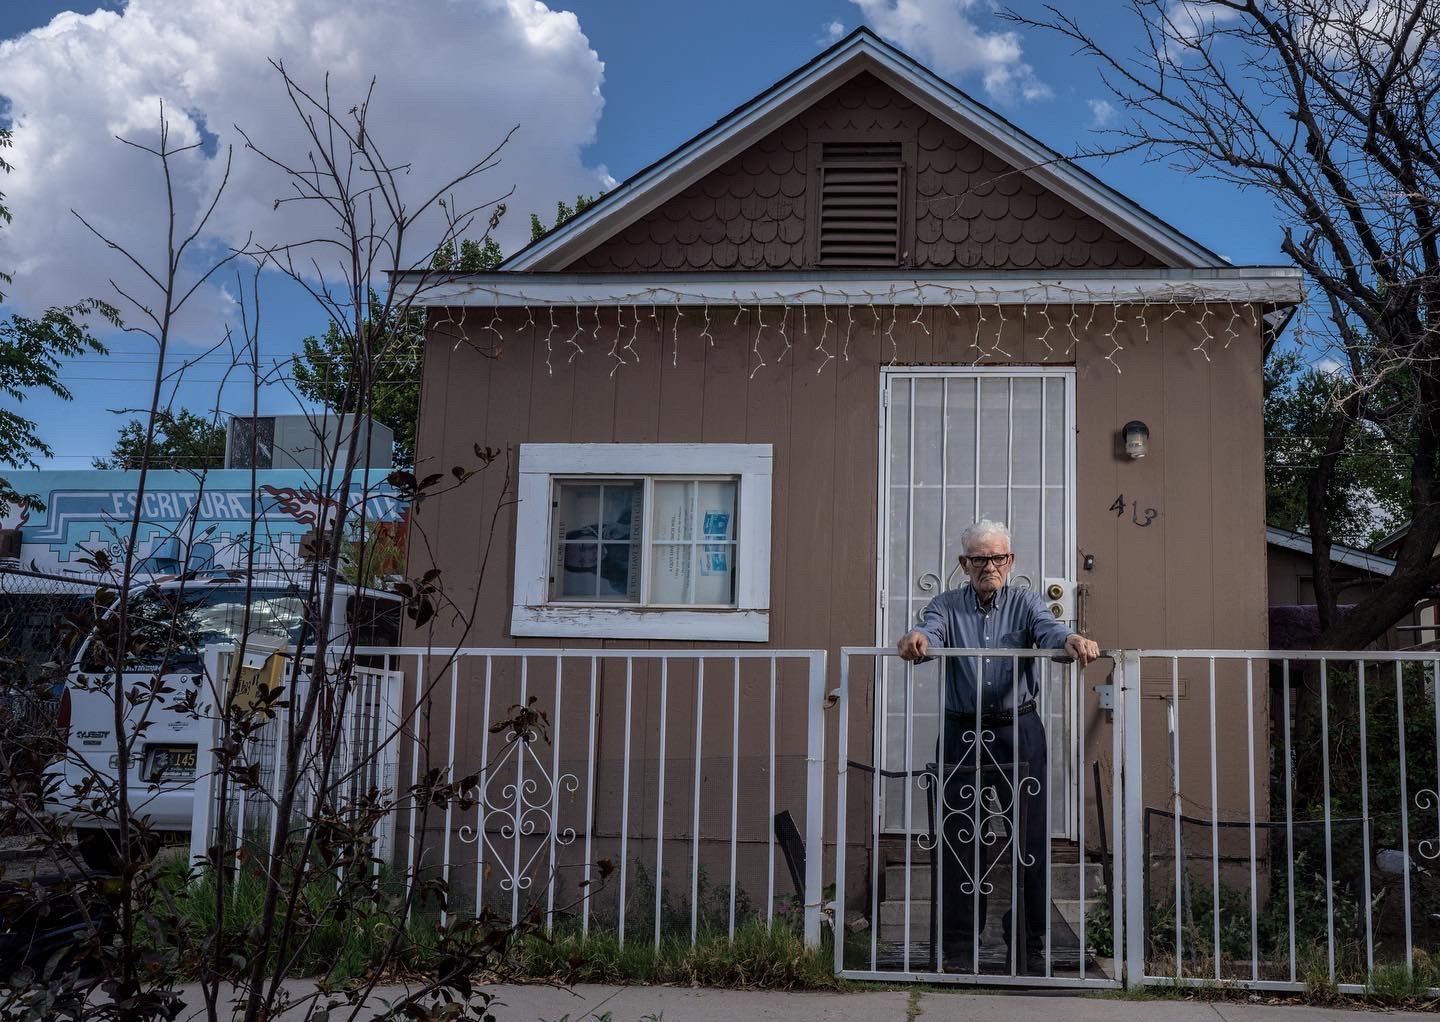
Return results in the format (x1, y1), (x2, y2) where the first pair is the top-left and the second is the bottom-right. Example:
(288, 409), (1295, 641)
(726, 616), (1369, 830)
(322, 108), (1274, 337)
(0, 65), (541, 1022)
(1009, 0), (1440, 650)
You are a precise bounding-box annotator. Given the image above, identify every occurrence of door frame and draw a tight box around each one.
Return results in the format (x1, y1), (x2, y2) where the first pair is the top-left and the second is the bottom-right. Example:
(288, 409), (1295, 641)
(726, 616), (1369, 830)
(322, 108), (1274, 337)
(872, 364), (1079, 838)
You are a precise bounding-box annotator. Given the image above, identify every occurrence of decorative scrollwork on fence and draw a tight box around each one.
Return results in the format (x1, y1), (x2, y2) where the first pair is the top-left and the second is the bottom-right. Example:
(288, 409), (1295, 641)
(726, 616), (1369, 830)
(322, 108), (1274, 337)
(1416, 788), (1440, 860)
(925, 727), (1043, 896)
(458, 719), (579, 893)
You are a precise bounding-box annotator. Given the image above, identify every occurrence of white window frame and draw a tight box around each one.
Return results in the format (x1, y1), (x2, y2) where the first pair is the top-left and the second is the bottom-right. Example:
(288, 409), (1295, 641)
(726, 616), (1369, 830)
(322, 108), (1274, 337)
(511, 443), (772, 641)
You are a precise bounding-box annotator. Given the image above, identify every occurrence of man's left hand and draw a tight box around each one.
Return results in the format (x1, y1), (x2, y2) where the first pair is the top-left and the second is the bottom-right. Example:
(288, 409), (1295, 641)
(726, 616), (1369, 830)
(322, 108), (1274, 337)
(1065, 633), (1101, 667)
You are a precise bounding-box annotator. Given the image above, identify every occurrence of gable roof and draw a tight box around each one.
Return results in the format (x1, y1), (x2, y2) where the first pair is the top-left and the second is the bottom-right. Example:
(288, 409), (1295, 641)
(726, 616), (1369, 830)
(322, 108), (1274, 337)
(505, 26), (1226, 273)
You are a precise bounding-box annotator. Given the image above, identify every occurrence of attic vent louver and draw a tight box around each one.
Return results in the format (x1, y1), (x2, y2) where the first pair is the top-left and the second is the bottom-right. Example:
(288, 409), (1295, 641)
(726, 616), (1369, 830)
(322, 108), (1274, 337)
(818, 141), (903, 267)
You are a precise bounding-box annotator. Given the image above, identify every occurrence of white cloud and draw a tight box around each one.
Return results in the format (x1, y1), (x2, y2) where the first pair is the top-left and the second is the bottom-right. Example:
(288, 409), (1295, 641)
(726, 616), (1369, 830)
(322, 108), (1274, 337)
(850, 0), (1051, 101)
(1087, 98), (1116, 128)
(0, 0), (609, 341)
(819, 19), (846, 45)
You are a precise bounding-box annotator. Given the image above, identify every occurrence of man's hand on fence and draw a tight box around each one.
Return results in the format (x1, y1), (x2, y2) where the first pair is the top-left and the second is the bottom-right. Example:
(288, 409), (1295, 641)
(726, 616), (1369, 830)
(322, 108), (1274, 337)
(897, 631), (929, 662)
(1065, 632), (1101, 667)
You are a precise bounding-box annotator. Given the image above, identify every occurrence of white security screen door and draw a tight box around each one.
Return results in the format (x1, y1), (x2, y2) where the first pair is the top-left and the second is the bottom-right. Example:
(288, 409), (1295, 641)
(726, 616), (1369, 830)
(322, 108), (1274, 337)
(876, 367), (1077, 838)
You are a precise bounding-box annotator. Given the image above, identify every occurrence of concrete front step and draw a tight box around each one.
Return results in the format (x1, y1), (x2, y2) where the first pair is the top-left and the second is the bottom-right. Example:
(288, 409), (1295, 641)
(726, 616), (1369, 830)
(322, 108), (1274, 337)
(878, 895), (1103, 942)
(883, 859), (1103, 900)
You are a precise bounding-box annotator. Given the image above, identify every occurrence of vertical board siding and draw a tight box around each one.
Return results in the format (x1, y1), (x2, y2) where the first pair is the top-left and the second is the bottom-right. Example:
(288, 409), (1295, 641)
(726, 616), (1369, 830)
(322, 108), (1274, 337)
(406, 303), (1270, 875)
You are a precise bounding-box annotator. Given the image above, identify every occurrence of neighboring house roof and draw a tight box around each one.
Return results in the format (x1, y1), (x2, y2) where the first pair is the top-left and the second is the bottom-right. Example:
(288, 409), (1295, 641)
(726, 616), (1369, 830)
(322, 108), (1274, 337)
(504, 26), (1228, 273)
(1374, 522), (1411, 557)
(1266, 526), (1396, 576)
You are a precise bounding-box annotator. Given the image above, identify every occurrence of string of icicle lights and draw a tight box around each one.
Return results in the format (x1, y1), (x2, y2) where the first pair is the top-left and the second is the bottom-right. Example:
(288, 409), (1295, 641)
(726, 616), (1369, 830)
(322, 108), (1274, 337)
(426, 281), (1279, 378)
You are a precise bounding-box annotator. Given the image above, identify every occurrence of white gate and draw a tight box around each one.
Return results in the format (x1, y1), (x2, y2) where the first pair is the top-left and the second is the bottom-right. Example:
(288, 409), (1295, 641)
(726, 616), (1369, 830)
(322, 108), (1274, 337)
(834, 646), (1122, 986)
(876, 368), (1077, 838)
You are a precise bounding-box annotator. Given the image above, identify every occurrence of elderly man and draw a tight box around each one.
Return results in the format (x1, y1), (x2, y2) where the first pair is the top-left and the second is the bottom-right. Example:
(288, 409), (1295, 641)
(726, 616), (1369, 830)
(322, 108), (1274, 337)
(897, 519), (1100, 974)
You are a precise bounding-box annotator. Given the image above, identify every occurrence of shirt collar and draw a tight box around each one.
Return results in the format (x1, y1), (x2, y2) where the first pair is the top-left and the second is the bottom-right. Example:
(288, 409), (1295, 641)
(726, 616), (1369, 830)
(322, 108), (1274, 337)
(967, 583), (1010, 613)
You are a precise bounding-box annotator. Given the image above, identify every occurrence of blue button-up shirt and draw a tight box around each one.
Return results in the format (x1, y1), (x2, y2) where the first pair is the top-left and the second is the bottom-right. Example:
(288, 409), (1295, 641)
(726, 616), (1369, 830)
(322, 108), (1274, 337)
(910, 584), (1075, 715)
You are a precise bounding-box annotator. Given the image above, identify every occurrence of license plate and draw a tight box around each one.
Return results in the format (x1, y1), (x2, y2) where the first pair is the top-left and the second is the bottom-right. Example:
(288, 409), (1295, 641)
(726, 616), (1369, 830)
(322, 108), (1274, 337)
(143, 744), (196, 781)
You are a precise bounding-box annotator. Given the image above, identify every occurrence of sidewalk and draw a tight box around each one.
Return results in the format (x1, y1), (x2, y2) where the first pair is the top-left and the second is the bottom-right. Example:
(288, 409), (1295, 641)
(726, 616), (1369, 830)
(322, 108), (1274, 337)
(174, 983), (1439, 1020)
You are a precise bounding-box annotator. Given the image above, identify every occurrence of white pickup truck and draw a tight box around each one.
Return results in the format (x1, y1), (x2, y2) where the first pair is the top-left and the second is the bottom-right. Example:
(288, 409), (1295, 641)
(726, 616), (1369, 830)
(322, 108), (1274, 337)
(41, 574), (400, 866)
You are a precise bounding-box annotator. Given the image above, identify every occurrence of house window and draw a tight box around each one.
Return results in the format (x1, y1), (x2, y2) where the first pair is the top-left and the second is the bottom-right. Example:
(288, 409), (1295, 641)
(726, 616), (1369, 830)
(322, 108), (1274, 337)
(550, 478), (739, 605)
(513, 444), (771, 641)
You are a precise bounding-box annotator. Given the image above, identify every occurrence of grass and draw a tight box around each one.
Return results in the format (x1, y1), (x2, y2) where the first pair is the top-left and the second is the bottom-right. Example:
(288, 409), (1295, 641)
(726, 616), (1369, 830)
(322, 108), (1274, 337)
(128, 859), (1440, 1008)
(152, 857), (454, 983)
(512, 920), (840, 990)
(149, 857), (842, 989)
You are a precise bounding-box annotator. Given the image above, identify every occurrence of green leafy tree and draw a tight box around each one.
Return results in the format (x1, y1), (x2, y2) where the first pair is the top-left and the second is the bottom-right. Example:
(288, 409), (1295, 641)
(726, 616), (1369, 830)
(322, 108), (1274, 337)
(529, 192), (602, 242)
(294, 239), (504, 469)
(297, 190), (599, 471)
(292, 292), (427, 469)
(92, 407), (226, 471)
(1265, 349), (1407, 548)
(0, 125), (116, 515)
(433, 235), (504, 273)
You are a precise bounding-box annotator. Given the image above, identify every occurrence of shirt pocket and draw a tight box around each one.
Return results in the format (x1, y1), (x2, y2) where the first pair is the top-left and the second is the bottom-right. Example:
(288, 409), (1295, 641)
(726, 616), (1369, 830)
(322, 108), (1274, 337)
(1001, 629), (1030, 649)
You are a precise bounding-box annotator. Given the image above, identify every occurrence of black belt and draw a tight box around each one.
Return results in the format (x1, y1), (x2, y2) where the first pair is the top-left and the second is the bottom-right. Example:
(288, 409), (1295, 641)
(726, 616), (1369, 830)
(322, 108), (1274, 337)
(945, 699), (1037, 726)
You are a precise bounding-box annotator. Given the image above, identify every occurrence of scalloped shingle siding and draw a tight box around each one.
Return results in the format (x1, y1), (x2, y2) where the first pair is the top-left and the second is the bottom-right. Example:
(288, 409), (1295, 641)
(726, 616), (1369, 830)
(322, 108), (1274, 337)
(568, 73), (1161, 273)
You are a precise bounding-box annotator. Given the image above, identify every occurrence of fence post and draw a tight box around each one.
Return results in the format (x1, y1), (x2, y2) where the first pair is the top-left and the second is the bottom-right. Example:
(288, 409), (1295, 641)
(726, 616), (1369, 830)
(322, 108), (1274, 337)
(803, 650), (828, 949)
(1119, 649), (1145, 986)
(188, 646), (224, 878)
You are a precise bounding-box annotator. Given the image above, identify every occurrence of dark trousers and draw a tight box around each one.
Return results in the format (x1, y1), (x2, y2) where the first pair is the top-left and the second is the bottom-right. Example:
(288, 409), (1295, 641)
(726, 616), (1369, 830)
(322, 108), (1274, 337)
(935, 710), (1047, 955)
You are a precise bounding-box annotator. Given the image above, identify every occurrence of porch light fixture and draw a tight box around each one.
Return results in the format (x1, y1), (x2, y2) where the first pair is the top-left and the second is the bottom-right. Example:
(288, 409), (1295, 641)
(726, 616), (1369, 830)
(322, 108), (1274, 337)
(1123, 420), (1150, 459)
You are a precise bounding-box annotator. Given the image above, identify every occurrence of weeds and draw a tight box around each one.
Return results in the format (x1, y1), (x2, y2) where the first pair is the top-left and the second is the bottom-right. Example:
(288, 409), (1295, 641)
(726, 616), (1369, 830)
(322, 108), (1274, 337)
(514, 920), (838, 990)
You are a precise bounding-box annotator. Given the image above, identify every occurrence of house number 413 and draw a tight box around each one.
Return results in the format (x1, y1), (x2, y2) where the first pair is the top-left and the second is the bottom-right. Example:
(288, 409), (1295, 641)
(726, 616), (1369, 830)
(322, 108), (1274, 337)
(1110, 495), (1158, 527)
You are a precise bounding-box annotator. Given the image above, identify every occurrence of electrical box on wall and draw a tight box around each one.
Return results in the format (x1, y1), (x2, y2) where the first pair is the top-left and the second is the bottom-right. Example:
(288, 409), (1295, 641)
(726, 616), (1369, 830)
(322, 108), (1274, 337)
(1043, 577), (1074, 622)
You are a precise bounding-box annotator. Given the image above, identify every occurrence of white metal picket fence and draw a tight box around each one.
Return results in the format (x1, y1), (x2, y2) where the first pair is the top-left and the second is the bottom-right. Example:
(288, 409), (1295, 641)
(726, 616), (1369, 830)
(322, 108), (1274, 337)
(185, 643), (1440, 996)
(190, 646), (828, 949)
(1114, 650), (1440, 997)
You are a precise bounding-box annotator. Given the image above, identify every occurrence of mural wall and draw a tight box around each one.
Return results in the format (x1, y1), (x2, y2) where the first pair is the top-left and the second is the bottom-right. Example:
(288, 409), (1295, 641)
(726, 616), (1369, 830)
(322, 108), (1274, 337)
(0, 470), (402, 576)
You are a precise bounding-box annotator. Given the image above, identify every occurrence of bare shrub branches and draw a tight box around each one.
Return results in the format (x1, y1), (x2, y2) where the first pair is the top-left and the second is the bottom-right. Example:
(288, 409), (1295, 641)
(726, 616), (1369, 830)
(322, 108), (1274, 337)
(1011, 0), (1440, 648)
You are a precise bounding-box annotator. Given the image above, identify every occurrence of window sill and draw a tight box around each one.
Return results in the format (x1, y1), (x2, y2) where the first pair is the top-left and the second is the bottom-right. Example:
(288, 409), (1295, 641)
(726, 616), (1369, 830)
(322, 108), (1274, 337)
(510, 605), (770, 642)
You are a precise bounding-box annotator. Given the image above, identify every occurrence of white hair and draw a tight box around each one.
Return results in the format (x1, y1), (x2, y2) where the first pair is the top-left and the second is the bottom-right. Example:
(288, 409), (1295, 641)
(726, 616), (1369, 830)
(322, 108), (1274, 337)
(960, 519), (1011, 554)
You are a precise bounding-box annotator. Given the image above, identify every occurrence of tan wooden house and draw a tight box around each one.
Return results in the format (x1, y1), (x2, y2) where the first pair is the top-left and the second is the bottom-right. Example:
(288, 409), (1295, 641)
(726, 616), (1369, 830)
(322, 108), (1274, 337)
(396, 28), (1303, 942)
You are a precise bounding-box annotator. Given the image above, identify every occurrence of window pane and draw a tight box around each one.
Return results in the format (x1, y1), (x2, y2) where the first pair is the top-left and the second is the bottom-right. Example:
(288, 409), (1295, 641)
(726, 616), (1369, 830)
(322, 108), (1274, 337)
(653, 481), (694, 542)
(650, 542), (692, 603)
(557, 484), (601, 537)
(696, 480), (737, 541)
(600, 543), (640, 600)
(602, 484), (641, 542)
(558, 542), (599, 598)
(552, 481), (643, 603)
(696, 543), (736, 604)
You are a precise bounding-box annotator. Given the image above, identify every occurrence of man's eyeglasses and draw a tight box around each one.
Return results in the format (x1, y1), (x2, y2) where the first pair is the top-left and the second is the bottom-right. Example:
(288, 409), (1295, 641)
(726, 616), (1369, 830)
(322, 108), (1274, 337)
(963, 553), (1013, 569)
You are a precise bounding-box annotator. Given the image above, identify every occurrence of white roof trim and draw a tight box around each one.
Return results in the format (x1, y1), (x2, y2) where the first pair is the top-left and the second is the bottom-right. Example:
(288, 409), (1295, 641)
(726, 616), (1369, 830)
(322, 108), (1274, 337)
(505, 30), (1225, 273)
(394, 267), (1302, 308)
(1266, 527), (1396, 576)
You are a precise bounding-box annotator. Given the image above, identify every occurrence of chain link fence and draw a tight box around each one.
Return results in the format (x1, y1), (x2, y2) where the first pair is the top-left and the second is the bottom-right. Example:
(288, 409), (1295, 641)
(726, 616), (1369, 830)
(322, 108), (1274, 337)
(0, 568), (102, 765)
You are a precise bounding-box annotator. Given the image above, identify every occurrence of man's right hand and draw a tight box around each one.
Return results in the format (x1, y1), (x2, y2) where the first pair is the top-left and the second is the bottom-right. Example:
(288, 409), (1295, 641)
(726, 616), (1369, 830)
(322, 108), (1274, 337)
(898, 630), (929, 662)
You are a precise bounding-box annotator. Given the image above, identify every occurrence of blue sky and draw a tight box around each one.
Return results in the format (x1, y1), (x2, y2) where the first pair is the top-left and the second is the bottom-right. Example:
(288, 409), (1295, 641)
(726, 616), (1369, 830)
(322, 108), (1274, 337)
(0, 1), (1288, 471)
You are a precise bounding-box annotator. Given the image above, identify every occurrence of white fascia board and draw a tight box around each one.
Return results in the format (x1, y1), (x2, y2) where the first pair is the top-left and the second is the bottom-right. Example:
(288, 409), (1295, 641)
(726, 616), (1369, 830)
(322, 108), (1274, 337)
(503, 34), (1222, 273)
(503, 48), (869, 272)
(520, 442), (772, 475)
(859, 44), (1220, 269)
(395, 267), (1304, 307)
